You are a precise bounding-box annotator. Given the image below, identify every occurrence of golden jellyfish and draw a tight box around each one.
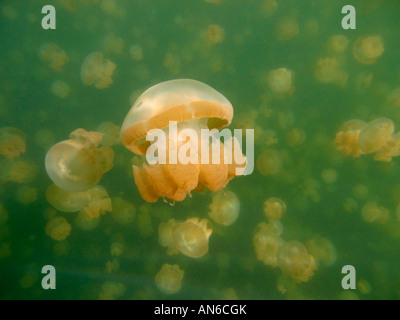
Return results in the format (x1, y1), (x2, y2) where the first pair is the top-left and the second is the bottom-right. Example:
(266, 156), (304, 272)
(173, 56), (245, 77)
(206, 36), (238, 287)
(38, 43), (68, 72)
(358, 118), (394, 154)
(111, 197), (136, 225)
(277, 240), (317, 283)
(172, 218), (212, 258)
(267, 68), (294, 94)
(373, 132), (400, 162)
(314, 57), (348, 86)
(206, 24), (225, 45)
(155, 264), (184, 295)
(120, 79), (247, 203)
(261, 0), (278, 15)
(353, 35), (384, 65)
(326, 35), (349, 55)
(45, 128), (114, 192)
(335, 120), (367, 158)
(256, 148), (283, 176)
(81, 186), (112, 219)
(98, 281), (126, 300)
(45, 184), (91, 213)
(305, 236), (336, 267)
(96, 122), (121, 147)
(51, 80), (70, 98)
(45, 217), (71, 241)
(321, 169), (337, 184)
(208, 190), (240, 226)
(361, 202), (389, 224)
(263, 197), (286, 220)
(102, 33), (125, 55)
(0, 158), (37, 184)
(0, 127), (26, 159)
(275, 17), (299, 41)
(80, 52), (116, 89)
(15, 186), (38, 205)
(253, 222), (283, 267)
(286, 128), (306, 146)
(158, 219), (179, 256)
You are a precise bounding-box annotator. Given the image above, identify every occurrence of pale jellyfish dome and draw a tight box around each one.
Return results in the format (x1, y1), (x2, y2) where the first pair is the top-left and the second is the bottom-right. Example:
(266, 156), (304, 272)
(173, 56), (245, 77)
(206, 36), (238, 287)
(208, 190), (240, 226)
(45, 140), (104, 192)
(358, 118), (394, 153)
(353, 35), (384, 65)
(111, 197), (136, 225)
(263, 197), (286, 220)
(267, 68), (293, 93)
(80, 51), (116, 89)
(326, 35), (349, 55)
(45, 184), (91, 213)
(155, 264), (184, 295)
(172, 218), (212, 258)
(0, 127), (26, 159)
(120, 79), (233, 155)
(45, 217), (71, 241)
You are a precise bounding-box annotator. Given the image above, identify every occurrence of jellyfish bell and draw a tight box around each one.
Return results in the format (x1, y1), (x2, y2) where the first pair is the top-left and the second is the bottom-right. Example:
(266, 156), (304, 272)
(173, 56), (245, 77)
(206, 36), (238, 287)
(46, 184), (91, 213)
(335, 119), (367, 158)
(208, 190), (240, 226)
(373, 132), (400, 162)
(358, 118), (394, 154)
(0, 127), (26, 159)
(155, 264), (184, 295)
(353, 35), (384, 65)
(263, 197), (286, 220)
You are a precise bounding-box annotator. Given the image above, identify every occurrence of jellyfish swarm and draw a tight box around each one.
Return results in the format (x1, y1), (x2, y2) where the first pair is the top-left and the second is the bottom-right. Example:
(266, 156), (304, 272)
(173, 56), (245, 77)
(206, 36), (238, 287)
(45, 129), (114, 192)
(120, 79), (247, 203)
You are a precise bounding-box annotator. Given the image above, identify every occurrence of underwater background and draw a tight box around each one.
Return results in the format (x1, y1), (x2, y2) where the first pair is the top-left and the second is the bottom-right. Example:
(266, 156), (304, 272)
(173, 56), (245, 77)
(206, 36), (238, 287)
(1, 0), (400, 300)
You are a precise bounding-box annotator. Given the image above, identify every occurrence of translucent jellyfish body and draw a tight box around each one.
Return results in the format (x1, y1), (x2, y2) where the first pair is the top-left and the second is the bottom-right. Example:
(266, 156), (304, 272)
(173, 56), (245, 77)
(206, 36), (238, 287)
(120, 79), (247, 203)
(111, 197), (135, 225)
(155, 264), (184, 295)
(46, 184), (91, 212)
(358, 118), (394, 154)
(335, 120), (366, 158)
(263, 197), (286, 220)
(45, 217), (71, 241)
(326, 35), (349, 55)
(172, 218), (212, 258)
(253, 222), (283, 267)
(353, 35), (384, 65)
(0, 127), (26, 159)
(0, 158), (38, 184)
(38, 43), (68, 72)
(275, 17), (299, 41)
(361, 202), (389, 224)
(96, 122), (121, 147)
(208, 190), (240, 226)
(305, 237), (336, 267)
(277, 240), (317, 283)
(314, 57), (348, 86)
(80, 52), (116, 89)
(267, 68), (294, 94)
(45, 129), (114, 192)
(158, 219), (179, 256)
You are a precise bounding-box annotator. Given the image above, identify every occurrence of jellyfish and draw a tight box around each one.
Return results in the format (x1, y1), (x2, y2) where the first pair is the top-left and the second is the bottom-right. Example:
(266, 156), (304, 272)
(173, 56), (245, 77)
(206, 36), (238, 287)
(0, 158), (38, 183)
(45, 217), (71, 241)
(335, 120), (367, 158)
(256, 148), (283, 176)
(286, 128), (305, 146)
(208, 190), (240, 226)
(111, 197), (135, 225)
(155, 264), (184, 295)
(275, 17), (299, 41)
(361, 202), (389, 224)
(80, 52), (116, 89)
(0, 127), (26, 159)
(51, 80), (70, 98)
(321, 169), (337, 184)
(305, 236), (336, 267)
(75, 211), (99, 231)
(15, 186), (38, 205)
(98, 281), (126, 300)
(267, 68), (294, 94)
(373, 133), (400, 162)
(38, 43), (68, 72)
(45, 128), (114, 192)
(326, 35), (349, 55)
(102, 33), (125, 55)
(45, 184), (91, 213)
(129, 44), (143, 61)
(120, 79), (247, 203)
(358, 118), (394, 154)
(353, 35), (384, 65)
(253, 221), (283, 267)
(81, 186), (112, 219)
(158, 219), (179, 256)
(277, 240), (317, 283)
(205, 24), (225, 44)
(263, 197), (286, 220)
(314, 57), (348, 86)
(172, 218), (212, 258)
(96, 122), (121, 147)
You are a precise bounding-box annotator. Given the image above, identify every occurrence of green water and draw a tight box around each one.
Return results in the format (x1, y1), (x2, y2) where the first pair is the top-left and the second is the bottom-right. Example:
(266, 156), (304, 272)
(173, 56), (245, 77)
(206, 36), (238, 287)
(1, 0), (400, 300)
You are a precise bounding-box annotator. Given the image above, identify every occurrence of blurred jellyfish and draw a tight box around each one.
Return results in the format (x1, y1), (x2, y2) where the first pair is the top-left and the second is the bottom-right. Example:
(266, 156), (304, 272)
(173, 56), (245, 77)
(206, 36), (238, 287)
(81, 186), (112, 219)
(172, 218), (212, 258)
(51, 80), (70, 98)
(98, 281), (126, 300)
(102, 33), (125, 55)
(38, 43), (68, 72)
(267, 68), (294, 94)
(361, 202), (389, 224)
(206, 24), (225, 44)
(335, 120), (367, 158)
(326, 35), (349, 55)
(276, 17), (299, 41)
(80, 52), (116, 89)
(353, 35), (384, 65)
(110, 242), (124, 257)
(158, 219), (179, 256)
(75, 211), (100, 231)
(358, 118), (394, 154)
(120, 79), (247, 203)
(374, 133), (400, 162)
(129, 44), (143, 61)
(208, 190), (240, 226)
(0, 158), (38, 184)
(45, 128), (114, 192)
(261, 0), (278, 15)
(96, 122), (121, 147)
(256, 148), (283, 176)
(155, 264), (184, 295)
(305, 236), (336, 267)
(15, 186), (38, 205)
(253, 222), (283, 267)
(111, 197), (136, 225)
(286, 128), (306, 146)
(321, 169), (337, 184)
(45, 217), (71, 241)
(45, 184), (91, 212)
(263, 197), (286, 220)
(0, 127), (26, 159)
(314, 57), (348, 86)
(277, 240), (317, 283)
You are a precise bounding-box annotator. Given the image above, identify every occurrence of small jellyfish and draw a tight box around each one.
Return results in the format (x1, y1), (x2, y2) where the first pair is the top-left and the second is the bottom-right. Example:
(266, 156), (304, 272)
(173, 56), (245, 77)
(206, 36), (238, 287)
(102, 33), (125, 55)
(96, 122), (121, 147)
(267, 68), (294, 94)
(158, 219), (179, 256)
(253, 222), (283, 267)
(80, 52), (116, 89)
(321, 169), (337, 184)
(256, 148), (283, 176)
(335, 120), (367, 158)
(353, 35), (384, 65)
(0, 158), (37, 183)
(358, 118), (394, 154)
(129, 44), (143, 61)
(305, 236), (336, 267)
(51, 80), (70, 98)
(361, 202), (389, 224)
(111, 197), (136, 225)
(314, 57), (348, 86)
(277, 240), (317, 283)
(373, 132), (400, 162)
(45, 128), (114, 192)
(275, 17), (299, 41)
(0, 127), (26, 159)
(45, 217), (71, 241)
(45, 184), (91, 213)
(286, 128), (305, 146)
(120, 79), (247, 203)
(205, 24), (225, 45)
(326, 35), (349, 55)
(208, 190), (240, 226)
(98, 281), (126, 300)
(110, 242), (124, 257)
(263, 197), (286, 220)
(81, 186), (112, 219)
(155, 264), (184, 295)
(38, 43), (68, 72)
(172, 218), (212, 258)
(15, 186), (38, 205)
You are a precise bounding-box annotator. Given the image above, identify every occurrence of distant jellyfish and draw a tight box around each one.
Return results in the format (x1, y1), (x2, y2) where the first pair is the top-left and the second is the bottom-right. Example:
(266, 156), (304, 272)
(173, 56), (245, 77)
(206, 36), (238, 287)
(326, 35), (349, 55)
(0, 127), (26, 159)
(45, 128), (114, 192)
(81, 186), (112, 219)
(263, 197), (286, 220)
(373, 132), (400, 162)
(208, 190), (240, 226)
(172, 218), (212, 258)
(253, 222), (283, 267)
(256, 148), (283, 176)
(96, 122), (121, 147)
(314, 57), (348, 86)
(0, 158), (37, 184)
(361, 202), (389, 224)
(286, 128), (306, 146)
(111, 197), (136, 225)
(275, 17), (299, 41)
(267, 68), (294, 94)
(321, 169), (337, 184)
(305, 236), (336, 267)
(158, 219), (179, 256)
(335, 119), (367, 158)
(206, 24), (225, 44)
(155, 264), (184, 295)
(15, 186), (38, 205)
(120, 79), (247, 203)
(75, 211), (99, 231)
(102, 33), (125, 55)
(129, 44), (143, 61)
(98, 281), (126, 300)
(358, 118), (394, 154)
(80, 52), (116, 89)
(38, 43), (68, 72)
(51, 80), (70, 98)
(353, 35), (384, 65)
(261, 0), (278, 15)
(45, 184), (91, 213)
(277, 240), (317, 283)
(45, 217), (71, 241)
